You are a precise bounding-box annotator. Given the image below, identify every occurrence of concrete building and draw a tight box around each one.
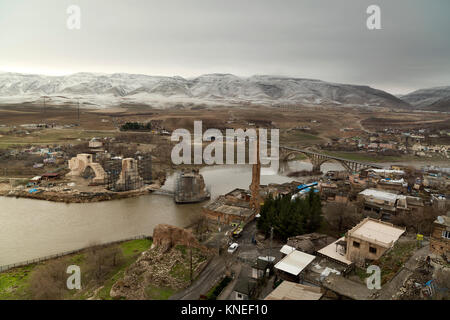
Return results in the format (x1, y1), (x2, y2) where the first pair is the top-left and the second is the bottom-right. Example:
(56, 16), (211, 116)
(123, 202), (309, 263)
(345, 218), (405, 265)
(202, 196), (255, 225)
(430, 215), (450, 257)
(232, 277), (257, 300)
(88, 137), (103, 149)
(358, 189), (423, 220)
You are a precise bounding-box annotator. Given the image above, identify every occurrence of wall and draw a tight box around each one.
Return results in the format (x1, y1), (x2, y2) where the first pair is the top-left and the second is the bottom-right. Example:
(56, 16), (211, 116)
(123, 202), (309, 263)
(430, 223), (450, 256)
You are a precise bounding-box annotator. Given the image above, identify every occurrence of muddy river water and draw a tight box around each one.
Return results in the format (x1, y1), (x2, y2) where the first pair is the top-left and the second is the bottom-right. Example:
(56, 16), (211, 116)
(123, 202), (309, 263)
(0, 161), (344, 266)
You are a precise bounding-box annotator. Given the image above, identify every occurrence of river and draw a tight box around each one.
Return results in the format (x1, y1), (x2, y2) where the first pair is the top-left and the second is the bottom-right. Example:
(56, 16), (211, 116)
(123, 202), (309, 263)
(0, 161), (343, 266)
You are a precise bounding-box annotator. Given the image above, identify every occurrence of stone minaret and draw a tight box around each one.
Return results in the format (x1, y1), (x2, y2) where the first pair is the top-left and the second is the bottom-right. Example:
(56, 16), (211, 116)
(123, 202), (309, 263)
(250, 128), (261, 213)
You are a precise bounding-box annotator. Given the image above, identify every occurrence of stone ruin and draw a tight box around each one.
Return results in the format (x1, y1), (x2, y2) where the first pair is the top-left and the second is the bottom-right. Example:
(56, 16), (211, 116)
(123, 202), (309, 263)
(152, 224), (206, 253)
(115, 158), (144, 191)
(67, 154), (144, 190)
(67, 153), (106, 184)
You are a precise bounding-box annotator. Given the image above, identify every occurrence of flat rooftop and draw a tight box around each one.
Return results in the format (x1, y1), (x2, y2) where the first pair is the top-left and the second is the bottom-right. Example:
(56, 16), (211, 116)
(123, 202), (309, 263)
(359, 189), (405, 203)
(317, 237), (352, 266)
(264, 281), (322, 300)
(274, 250), (316, 276)
(348, 218), (405, 247)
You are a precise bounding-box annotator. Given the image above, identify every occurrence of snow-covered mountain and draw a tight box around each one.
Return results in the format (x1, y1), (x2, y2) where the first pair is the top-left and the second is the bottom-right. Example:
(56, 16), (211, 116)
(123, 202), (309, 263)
(399, 86), (450, 112)
(0, 72), (411, 109)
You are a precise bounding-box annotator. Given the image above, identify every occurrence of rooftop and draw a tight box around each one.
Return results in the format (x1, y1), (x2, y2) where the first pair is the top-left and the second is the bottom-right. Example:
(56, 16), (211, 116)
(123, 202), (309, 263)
(264, 281), (322, 300)
(274, 250), (316, 276)
(434, 215), (450, 228)
(359, 189), (405, 203)
(347, 218), (405, 248)
(317, 237), (352, 266)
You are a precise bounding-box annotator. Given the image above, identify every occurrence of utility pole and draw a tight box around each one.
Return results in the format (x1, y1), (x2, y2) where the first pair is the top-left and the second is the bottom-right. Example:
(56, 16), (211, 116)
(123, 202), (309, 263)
(42, 96), (46, 121)
(190, 245), (193, 284)
(77, 98), (80, 125)
(269, 226), (274, 260)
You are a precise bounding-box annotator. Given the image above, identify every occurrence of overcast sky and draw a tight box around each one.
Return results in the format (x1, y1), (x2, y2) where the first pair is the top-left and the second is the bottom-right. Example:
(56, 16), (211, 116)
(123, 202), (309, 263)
(0, 0), (449, 94)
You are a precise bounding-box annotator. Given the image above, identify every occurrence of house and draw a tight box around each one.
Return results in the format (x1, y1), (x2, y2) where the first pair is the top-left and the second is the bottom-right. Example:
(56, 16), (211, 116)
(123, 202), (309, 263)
(29, 176), (42, 185)
(202, 197), (255, 225)
(358, 189), (403, 218)
(430, 215), (450, 258)
(345, 218), (405, 265)
(376, 178), (408, 192)
(232, 277), (257, 300)
(41, 172), (61, 180)
(264, 281), (323, 300)
(89, 138), (103, 149)
(251, 257), (273, 280)
(274, 249), (316, 283)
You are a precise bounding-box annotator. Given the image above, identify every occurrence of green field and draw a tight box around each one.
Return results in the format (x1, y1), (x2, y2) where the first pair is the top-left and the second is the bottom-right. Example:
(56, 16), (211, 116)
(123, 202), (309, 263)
(0, 238), (152, 300)
(0, 129), (118, 149)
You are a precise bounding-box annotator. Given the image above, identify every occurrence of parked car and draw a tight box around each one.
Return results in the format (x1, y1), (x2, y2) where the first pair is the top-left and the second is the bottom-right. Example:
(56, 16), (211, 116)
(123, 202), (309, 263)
(227, 243), (239, 254)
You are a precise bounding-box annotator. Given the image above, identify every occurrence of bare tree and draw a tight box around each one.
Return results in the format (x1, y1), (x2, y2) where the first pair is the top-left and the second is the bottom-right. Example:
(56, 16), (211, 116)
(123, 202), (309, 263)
(324, 202), (362, 235)
(30, 259), (68, 300)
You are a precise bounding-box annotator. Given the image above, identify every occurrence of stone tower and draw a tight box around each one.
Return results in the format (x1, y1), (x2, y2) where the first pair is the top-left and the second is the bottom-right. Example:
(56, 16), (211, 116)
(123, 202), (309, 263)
(249, 128), (262, 213)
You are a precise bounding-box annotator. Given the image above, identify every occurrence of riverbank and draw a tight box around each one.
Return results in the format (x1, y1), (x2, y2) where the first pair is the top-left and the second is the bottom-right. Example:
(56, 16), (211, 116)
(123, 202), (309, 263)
(0, 238), (153, 300)
(0, 174), (166, 203)
(0, 184), (160, 203)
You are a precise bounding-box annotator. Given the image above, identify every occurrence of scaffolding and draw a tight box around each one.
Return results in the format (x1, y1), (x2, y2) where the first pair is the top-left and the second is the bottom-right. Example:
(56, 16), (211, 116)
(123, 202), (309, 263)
(103, 155), (152, 192)
(138, 154), (152, 184)
(104, 159), (122, 191)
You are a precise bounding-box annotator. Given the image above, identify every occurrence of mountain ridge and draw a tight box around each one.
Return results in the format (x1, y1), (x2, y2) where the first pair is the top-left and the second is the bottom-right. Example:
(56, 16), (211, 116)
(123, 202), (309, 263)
(0, 71), (413, 109)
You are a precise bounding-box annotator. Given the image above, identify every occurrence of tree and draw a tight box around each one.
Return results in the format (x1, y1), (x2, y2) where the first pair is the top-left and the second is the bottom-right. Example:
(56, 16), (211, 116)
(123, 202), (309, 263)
(257, 191), (323, 240)
(324, 202), (362, 236)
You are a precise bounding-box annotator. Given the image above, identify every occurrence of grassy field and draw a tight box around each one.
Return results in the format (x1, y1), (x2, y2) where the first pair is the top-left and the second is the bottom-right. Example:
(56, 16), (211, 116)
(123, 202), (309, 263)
(0, 129), (118, 149)
(375, 241), (417, 284)
(0, 238), (152, 300)
(0, 264), (36, 300)
(145, 285), (176, 300)
(280, 130), (325, 146)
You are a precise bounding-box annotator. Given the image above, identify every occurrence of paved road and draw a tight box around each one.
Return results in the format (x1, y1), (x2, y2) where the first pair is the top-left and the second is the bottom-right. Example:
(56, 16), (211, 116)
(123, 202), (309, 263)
(169, 255), (226, 300)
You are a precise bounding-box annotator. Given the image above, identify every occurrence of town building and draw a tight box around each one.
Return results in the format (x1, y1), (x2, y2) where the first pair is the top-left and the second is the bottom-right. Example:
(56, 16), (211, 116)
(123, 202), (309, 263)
(344, 217), (405, 265)
(358, 189), (423, 220)
(430, 215), (450, 257)
(202, 196), (255, 225)
(232, 277), (257, 300)
(274, 249), (316, 283)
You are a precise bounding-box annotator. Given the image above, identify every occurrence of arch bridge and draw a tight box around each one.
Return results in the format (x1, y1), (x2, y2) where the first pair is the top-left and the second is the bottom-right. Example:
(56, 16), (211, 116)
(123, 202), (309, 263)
(275, 144), (383, 173)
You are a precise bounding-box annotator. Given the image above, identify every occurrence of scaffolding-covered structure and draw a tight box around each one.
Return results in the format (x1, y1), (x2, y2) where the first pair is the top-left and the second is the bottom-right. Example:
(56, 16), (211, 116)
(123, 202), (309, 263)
(103, 155), (152, 192)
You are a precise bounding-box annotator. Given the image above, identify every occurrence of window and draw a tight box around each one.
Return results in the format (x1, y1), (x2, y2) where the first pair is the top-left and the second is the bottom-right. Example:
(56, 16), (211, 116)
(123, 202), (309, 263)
(369, 246), (377, 254)
(353, 241), (360, 248)
(237, 293), (243, 299)
(442, 230), (450, 239)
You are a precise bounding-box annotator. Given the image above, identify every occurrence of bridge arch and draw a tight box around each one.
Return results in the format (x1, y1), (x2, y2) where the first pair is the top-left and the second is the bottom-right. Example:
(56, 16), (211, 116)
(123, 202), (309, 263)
(278, 146), (382, 174)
